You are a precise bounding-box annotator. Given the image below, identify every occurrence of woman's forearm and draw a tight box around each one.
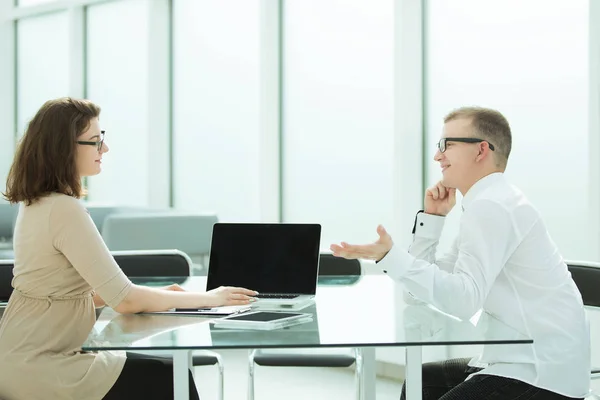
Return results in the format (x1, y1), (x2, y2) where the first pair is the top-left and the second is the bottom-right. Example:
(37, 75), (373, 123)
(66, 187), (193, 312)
(113, 284), (214, 314)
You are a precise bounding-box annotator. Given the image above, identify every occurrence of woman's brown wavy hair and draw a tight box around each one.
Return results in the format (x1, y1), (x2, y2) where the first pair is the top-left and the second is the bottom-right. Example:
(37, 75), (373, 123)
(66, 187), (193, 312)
(3, 97), (101, 205)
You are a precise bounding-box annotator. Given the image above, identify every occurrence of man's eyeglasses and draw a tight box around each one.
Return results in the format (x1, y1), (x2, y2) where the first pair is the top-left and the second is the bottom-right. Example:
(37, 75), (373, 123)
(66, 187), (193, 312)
(77, 130), (105, 151)
(437, 137), (495, 153)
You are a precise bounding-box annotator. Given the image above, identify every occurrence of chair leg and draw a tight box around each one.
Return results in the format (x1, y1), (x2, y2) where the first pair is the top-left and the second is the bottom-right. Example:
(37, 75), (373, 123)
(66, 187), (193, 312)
(214, 352), (224, 400)
(247, 350), (256, 400)
(189, 352), (196, 387)
(354, 348), (364, 400)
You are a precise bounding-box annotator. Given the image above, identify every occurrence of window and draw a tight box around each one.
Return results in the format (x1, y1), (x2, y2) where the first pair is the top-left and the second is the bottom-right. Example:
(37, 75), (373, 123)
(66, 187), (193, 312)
(86, 0), (150, 206)
(282, 0), (395, 249)
(172, 0), (261, 221)
(17, 12), (69, 136)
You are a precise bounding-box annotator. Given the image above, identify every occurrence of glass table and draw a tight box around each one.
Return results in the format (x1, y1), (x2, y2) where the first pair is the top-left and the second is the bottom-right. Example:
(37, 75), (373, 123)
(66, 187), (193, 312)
(83, 276), (532, 400)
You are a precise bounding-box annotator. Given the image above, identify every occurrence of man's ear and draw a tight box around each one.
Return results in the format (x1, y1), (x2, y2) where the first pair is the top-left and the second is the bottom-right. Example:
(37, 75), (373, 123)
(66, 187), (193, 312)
(475, 143), (488, 162)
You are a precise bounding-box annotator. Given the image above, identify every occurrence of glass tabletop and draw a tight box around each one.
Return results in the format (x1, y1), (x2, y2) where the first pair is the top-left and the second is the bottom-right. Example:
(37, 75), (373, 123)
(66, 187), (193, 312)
(83, 276), (532, 351)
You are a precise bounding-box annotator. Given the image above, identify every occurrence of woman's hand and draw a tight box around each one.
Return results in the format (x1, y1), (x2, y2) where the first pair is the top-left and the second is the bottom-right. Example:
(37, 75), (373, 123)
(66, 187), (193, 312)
(205, 286), (258, 307)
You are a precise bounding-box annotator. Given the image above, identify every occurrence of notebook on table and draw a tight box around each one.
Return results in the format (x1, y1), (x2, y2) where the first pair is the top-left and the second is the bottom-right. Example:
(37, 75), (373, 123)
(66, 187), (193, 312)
(144, 305), (252, 317)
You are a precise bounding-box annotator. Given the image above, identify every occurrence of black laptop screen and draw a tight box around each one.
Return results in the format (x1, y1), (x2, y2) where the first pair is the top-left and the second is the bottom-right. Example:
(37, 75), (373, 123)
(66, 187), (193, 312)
(206, 223), (321, 295)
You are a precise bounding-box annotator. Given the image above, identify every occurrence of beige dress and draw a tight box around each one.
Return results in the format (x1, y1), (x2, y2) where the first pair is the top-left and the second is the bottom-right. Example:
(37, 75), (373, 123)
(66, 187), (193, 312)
(0, 193), (133, 400)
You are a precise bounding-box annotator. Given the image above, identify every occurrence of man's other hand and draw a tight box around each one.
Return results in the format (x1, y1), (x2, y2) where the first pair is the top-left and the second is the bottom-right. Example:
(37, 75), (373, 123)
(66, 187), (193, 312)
(425, 181), (456, 216)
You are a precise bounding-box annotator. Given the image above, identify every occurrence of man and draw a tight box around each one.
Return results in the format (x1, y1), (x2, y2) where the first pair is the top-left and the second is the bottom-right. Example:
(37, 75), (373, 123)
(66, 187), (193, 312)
(331, 107), (590, 399)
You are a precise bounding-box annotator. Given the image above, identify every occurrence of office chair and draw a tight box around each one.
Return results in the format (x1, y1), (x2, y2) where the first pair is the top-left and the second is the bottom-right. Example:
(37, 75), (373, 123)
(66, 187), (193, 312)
(112, 249), (224, 400)
(0, 202), (18, 242)
(102, 213), (218, 274)
(0, 259), (13, 303)
(0, 202), (17, 261)
(566, 261), (600, 398)
(85, 205), (163, 233)
(112, 250), (189, 283)
(248, 254), (363, 400)
(0, 251), (194, 301)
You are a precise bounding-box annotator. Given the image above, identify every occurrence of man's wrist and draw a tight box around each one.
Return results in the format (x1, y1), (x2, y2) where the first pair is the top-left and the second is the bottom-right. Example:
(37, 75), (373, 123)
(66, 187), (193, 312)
(375, 243), (394, 264)
(376, 248), (392, 263)
(423, 209), (447, 217)
(412, 210), (425, 234)
(413, 211), (447, 240)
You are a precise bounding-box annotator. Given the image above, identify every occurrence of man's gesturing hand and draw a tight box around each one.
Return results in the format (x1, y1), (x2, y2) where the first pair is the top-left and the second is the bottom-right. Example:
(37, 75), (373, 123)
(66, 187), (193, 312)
(330, 225), (393, 262)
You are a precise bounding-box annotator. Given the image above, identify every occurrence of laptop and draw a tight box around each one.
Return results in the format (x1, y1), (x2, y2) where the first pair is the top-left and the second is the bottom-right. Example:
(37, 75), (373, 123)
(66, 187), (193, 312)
(206, 223), (321, 308)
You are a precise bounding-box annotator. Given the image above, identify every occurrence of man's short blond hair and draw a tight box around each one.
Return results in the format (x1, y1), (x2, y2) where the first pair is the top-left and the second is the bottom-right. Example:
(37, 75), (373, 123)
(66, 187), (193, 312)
(444, 106), (512, 169)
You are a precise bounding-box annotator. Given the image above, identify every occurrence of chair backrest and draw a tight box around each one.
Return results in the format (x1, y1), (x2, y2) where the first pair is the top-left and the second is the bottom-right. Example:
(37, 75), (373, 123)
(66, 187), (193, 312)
(566, 261), (600, 307)
(0, 259), (14, 302)
(0, 251), (191, 302)
(0, 202), (18, 240)
(318, 254), (361, 276)
(85, 205), (165, 233)
(101, 213), (218, 257)
(112, 249), (192, 277)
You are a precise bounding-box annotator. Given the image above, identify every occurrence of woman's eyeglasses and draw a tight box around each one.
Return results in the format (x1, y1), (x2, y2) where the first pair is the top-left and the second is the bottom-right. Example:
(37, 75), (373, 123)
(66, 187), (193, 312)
(77, 130), (105, 151)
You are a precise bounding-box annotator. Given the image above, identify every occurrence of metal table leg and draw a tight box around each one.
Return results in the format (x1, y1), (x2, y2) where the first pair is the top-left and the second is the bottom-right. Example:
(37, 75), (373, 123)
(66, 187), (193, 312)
(173, 349), (192, 400)
(361, 347), (377, 399)
(405, 346), (422, 400)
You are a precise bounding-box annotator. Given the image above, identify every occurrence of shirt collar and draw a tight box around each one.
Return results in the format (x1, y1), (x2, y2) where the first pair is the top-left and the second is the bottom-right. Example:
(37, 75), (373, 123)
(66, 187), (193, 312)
(462, 172), (505, 211)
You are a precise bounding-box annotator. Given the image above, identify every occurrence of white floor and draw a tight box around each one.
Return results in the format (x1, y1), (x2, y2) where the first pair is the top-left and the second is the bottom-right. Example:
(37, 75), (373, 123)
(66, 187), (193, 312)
(191, 349), (600, 400)
(191, 349), (403, 400)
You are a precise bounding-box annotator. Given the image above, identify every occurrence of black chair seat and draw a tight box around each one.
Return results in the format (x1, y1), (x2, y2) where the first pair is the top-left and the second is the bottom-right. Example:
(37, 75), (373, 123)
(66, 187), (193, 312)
(112, 253), (190, 278)
(142, 353), (219, 366)
(319, 254), (361, 276)
(253, 349), (355, 367)
(192, 354), (220, 366)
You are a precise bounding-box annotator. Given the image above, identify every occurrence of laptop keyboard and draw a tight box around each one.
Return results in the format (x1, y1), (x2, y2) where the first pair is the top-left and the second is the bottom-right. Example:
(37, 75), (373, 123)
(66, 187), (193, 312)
(255, 294), (300, 299)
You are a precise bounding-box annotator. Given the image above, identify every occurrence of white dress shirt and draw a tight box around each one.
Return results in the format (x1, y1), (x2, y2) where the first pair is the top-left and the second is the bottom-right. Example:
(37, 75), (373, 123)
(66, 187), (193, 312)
(378, 172), (590, 398)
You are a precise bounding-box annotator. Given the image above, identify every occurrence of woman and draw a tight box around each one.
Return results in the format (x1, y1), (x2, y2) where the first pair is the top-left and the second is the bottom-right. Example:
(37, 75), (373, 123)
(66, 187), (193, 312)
(0, 97), (257, 400)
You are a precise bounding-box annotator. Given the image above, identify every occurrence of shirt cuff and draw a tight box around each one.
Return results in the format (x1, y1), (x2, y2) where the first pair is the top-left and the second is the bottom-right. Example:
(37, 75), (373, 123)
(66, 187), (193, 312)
(414, 213), (446, 240)
(378, 244), (416, 280)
